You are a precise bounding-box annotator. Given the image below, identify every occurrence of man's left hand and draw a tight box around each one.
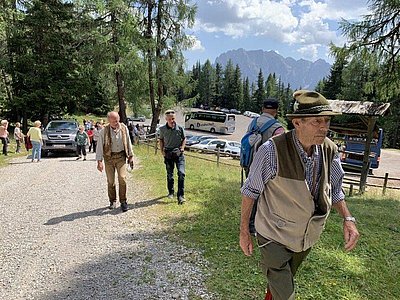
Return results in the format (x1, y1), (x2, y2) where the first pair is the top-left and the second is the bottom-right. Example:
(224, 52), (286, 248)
(343, 221), (359, 251)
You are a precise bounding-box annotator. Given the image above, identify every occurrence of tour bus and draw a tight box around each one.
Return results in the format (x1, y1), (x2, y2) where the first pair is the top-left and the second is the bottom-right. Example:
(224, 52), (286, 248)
(336, 128), (384, 170)
(185, 111), (236, 134)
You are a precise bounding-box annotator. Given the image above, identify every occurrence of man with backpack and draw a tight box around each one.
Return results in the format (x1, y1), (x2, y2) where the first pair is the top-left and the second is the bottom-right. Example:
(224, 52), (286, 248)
(241, 98), (284, 235)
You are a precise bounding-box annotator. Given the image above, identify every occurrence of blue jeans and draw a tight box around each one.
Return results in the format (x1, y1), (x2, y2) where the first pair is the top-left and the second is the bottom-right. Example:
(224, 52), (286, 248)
(31, 141), (41, 161)
(164, 155), (185, 198)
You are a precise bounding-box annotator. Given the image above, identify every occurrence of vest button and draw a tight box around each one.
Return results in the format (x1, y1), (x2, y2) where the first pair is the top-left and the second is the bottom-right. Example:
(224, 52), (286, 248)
(277, 219), (285, 228)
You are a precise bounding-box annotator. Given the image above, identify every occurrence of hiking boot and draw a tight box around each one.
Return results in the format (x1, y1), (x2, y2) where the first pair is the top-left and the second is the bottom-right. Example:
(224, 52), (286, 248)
(76, 156), (81, 160)
(178, 196), (186, 205)
(108, 201), (116, 210)
(167, 193), (174, 199)
(121, 201), (128, 212)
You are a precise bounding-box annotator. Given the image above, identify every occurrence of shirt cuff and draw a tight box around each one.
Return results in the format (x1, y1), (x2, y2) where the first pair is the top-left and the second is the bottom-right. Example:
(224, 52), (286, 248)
(331, 189), (345, 204)
(241, 186), (260, 200)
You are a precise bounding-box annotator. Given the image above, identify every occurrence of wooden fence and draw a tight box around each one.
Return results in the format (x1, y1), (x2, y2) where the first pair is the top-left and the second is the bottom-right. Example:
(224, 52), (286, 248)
(138, 136), (400, 196)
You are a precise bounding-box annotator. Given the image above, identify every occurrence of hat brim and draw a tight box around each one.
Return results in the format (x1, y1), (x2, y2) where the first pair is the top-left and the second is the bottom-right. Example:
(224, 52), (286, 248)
(286, 111), (341, 119)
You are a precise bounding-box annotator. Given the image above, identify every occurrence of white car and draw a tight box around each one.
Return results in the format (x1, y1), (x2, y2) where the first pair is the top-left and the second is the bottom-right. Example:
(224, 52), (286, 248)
(249, 112), (260, 118)
(191, 139), (227, 151)
(223, 141), (241, 156)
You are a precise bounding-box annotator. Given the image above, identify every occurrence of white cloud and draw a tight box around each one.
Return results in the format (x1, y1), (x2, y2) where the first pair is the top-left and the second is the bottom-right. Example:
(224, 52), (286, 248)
(188, 35), (205, 51)
(195, 0), (370, 57)
(297, 44), (319, 61)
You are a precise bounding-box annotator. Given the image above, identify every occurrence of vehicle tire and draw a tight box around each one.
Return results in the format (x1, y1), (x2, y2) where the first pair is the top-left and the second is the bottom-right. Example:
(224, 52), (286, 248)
(41, 150), (48, 158)
(210, 128), (216, 133)
(190, 124), (194, 130)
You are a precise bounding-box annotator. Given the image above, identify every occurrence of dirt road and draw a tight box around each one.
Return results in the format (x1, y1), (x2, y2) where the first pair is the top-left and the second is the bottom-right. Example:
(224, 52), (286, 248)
(0, 153), (211, 300)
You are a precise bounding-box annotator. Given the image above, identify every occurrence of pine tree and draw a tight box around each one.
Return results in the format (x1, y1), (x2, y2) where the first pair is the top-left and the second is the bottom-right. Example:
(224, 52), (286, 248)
(214, 62), (223, 107)
(242, 77), (251, 111)
(232, 64), (243, 109)
(198, 59), (215, 107)
(222, 59), (234, 108)
(253, 69), (265, 112)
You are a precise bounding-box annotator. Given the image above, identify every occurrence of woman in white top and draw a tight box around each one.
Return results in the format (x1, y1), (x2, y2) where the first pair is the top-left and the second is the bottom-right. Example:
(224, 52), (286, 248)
(14, 122), (23, 153)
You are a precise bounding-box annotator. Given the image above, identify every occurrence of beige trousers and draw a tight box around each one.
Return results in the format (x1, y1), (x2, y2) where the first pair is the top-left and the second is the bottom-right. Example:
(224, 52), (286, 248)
(105, 152), (127, 203)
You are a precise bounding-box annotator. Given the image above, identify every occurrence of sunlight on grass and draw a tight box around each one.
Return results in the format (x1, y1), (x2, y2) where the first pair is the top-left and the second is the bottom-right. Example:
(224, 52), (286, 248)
(134, 144), (400, 300)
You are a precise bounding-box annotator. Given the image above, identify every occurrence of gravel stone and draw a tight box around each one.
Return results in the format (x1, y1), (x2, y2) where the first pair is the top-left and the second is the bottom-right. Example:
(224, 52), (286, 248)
(0, 153), (214, 300)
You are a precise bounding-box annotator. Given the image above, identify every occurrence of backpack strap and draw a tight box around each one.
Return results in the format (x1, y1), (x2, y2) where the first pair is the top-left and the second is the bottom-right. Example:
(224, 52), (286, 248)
(249, 117), (258, 132)
(258, 119), (278, 134)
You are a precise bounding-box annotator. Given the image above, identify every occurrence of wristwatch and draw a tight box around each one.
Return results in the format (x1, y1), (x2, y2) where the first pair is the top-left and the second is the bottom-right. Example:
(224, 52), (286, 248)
(344, 216), (356, 224)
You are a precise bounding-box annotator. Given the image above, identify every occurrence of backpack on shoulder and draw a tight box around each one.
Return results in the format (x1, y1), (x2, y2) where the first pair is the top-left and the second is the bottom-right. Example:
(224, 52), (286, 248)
(240, 117), (277, 175)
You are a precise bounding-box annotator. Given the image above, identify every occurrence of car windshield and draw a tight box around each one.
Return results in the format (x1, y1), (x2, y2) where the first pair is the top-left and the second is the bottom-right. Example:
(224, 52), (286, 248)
(230, 142), (241, 147)
(199, 139), (211, 145)
(46, 122), (78, 130)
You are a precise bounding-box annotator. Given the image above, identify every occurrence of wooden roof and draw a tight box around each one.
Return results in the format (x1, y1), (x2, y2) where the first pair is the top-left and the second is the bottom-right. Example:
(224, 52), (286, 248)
(328, 100), (390, 116)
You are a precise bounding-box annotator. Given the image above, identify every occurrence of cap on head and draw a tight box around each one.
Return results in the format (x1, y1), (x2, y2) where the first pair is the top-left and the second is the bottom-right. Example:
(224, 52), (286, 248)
(165, 110), (175, 116)
(263, 98), (279, 109)
(286, 90), (341, 119)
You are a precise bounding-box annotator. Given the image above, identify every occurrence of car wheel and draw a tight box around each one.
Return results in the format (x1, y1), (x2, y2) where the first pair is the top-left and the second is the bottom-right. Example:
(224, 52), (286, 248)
(210, 128), (216, 133)
(41, 150), (48, 157)
(190, 124), (194, 130)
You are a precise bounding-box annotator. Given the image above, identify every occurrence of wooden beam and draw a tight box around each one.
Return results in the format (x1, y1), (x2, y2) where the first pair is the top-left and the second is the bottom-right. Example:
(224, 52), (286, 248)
(359, 116), (377, 194)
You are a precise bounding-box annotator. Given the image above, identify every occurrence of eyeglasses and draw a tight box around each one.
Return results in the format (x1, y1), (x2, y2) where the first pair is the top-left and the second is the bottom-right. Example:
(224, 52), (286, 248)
(165, 110), (175, 115)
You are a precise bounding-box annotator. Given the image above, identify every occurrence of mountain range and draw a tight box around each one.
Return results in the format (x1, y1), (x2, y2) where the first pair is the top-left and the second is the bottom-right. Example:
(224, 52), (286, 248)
(214, 48), (331, 89)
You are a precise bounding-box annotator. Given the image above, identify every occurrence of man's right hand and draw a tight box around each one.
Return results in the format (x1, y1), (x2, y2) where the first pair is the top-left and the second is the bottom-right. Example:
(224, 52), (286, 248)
(239, 230), (253, 256)
(97, 161), (103, 172)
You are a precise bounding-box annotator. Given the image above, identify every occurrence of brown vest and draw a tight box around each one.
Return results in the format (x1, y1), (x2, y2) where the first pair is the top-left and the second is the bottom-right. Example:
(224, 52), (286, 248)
(255, 131), (336, 252)
(103, 123), (129, 161)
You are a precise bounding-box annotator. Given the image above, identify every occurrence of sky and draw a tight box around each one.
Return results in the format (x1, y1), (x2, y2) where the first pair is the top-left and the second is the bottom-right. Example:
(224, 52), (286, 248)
(183, 0), (371, 68)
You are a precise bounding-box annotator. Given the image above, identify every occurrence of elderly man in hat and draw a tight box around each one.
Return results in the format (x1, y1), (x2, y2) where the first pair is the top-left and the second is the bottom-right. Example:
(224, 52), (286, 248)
(96, 112), (133, 212)
(239, 90), (359, 300)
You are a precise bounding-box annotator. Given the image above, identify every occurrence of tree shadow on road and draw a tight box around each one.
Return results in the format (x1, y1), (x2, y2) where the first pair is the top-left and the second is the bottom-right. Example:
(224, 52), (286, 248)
(44, 197), (169, 225)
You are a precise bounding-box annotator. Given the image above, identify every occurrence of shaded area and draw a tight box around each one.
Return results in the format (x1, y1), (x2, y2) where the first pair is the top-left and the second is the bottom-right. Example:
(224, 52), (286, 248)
(45, 197), (168, 225)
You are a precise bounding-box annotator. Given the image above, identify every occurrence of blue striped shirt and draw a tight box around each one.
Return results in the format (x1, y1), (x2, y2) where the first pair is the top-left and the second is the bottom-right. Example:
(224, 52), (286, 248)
(241, 130), (345, 204)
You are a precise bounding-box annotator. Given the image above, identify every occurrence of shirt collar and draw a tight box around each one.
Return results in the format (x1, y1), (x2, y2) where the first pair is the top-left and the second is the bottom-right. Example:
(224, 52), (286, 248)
(292, 130), (319, 162)
(166, 122), (177, 129)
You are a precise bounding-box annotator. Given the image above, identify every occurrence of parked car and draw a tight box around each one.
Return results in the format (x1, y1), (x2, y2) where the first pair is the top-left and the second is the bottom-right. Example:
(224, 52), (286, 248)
(191, 139), (227, 151)
(127, 115), (146, 122)
(243, 111), (251, 117)
(229, 109), (241, 114)
(223, 141), (241, 156)
(220, 108), (230, 113)
(249, 112), (260, 118)
(41, 120), (79, 157)
(186, 135), (214, 146)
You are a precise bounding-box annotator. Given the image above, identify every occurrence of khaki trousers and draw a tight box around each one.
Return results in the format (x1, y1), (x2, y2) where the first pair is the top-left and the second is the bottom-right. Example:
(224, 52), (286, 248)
(257, 234), (311, 300)
(105, 152), (127, 203)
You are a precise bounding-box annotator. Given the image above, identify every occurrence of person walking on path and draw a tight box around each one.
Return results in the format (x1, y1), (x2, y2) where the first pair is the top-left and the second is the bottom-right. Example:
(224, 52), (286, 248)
(87, 126), (94, 152)
(96, 112), (133, 212)
(159, 110), (186, 205)
(239, 90), (360, 300)
(0, 120), (9, 155)
(27, 121), (43, 162)
(244, 98), (285, 235)
(14, 122), (23, 153)
(76, 125), (90, 161)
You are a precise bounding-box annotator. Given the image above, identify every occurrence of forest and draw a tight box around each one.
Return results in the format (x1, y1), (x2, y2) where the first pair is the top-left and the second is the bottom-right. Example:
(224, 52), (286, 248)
(0, 0), (399, 146)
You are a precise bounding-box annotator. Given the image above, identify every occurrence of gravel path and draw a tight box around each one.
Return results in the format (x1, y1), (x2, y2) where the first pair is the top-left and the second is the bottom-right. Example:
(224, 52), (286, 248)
(0, 152), (212, 300)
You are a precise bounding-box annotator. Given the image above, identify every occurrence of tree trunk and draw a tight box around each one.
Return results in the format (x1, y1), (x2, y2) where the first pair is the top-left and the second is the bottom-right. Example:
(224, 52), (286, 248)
(1, 69), (13, 104)
(146, 1), (157, 133)
(111, 11), (127, 124)
(149, 0), (163, 134)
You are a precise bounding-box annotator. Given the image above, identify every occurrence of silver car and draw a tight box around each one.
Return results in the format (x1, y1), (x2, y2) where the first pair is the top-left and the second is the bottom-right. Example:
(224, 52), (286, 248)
(41, 120), (79, 156)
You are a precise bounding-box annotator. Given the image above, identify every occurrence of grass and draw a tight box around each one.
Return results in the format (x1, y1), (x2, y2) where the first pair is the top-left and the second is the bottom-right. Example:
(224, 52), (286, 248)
(0, 139), (27, 167)
(134, 144), (400, 299)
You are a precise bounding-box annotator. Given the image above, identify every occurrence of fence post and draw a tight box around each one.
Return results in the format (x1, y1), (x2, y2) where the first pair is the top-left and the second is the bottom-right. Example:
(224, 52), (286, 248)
(216, 148), (220, 167)
(382, 172), (389, 196)
(154, 137), (158, 155)
(349, 184), (353, 197)
(147, 138), (150, 154)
